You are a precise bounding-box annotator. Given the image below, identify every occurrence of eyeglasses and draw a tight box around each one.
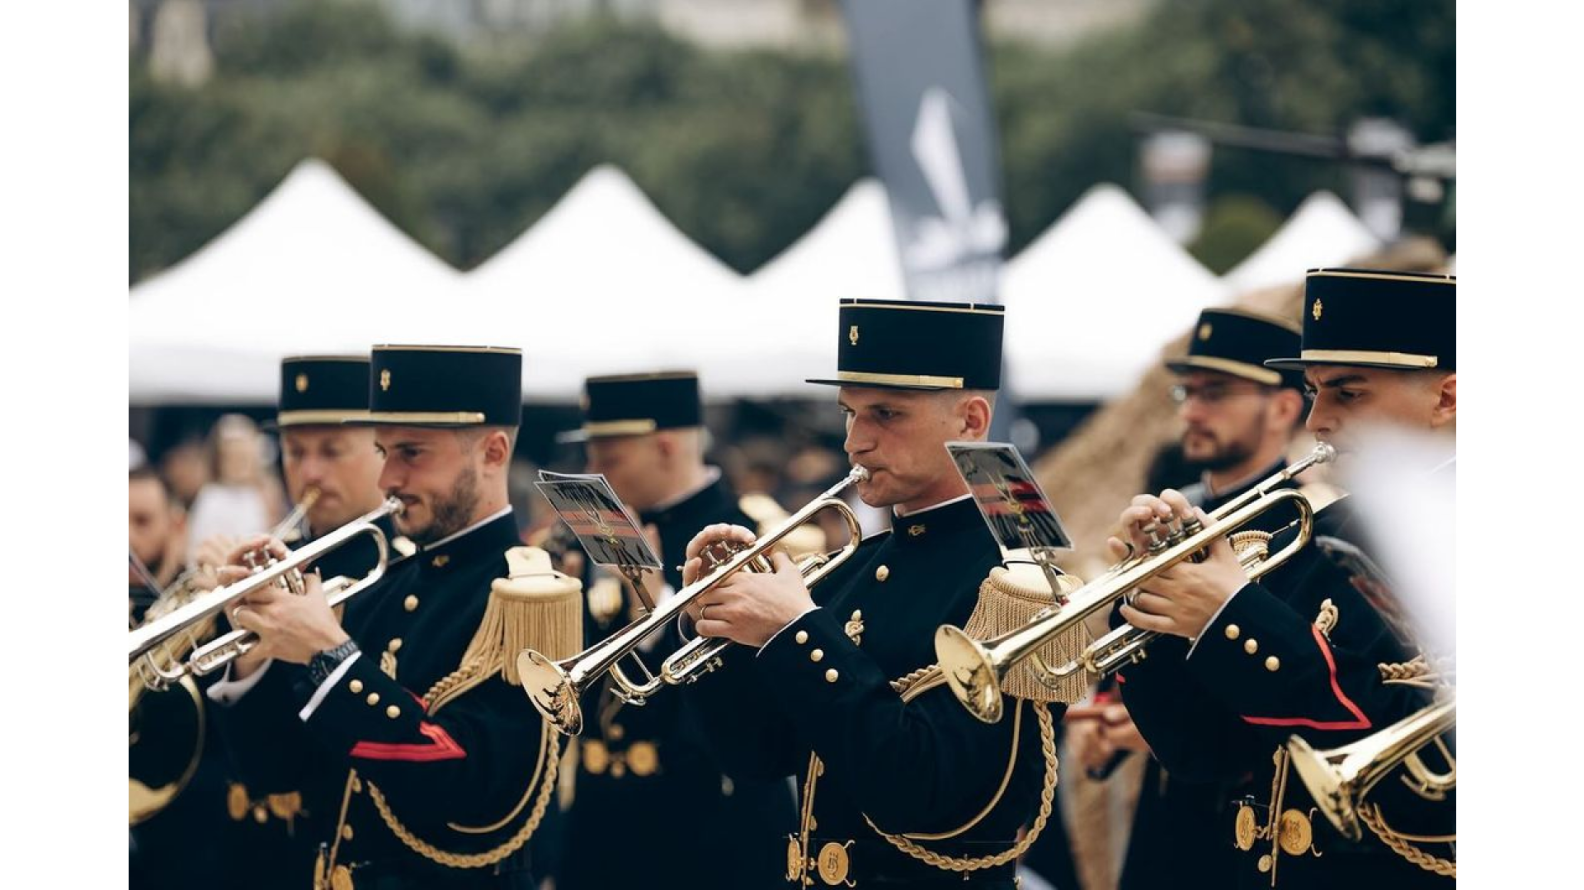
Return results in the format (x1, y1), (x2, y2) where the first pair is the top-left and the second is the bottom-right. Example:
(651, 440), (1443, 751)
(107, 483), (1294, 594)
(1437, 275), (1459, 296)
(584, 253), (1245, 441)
(1169, 383), (1274, 406)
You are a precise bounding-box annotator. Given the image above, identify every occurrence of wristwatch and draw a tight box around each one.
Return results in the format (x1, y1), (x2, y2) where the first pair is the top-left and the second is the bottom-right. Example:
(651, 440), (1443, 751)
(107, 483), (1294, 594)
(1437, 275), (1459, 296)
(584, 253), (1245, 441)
(307, 639), (360, 687)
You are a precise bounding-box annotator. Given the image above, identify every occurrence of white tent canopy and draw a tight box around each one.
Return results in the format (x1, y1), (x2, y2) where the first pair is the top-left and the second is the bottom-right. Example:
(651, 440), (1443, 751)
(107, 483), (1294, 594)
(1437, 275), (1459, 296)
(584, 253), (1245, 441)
(737, 178), (906, 397)
(466, 164), (751, 399)
(1002, 183), (1226, 401)
(1220, 191), (1381, 296)
(129, 159), (468, 403)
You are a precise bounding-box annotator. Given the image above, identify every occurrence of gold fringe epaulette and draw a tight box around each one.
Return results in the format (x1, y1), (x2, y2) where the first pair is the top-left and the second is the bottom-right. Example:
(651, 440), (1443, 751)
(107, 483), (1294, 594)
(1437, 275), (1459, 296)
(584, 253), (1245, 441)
(960, 562), (1090, 704)
(427, 547), (582, 712)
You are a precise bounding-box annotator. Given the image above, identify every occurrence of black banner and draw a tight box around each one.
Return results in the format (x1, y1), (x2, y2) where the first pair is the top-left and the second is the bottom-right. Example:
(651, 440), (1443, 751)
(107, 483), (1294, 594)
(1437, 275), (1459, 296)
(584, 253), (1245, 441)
(840, 0), (1007, 305)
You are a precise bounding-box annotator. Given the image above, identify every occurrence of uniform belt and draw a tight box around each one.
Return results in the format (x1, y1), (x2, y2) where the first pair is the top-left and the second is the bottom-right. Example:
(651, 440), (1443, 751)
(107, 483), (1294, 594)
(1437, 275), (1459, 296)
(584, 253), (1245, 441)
(795, 836), (1018, 888)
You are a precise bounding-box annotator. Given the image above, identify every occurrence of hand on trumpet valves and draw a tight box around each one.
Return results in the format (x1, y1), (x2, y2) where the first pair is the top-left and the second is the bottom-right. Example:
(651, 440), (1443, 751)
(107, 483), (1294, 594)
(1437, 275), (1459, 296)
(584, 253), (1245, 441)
(224, 572), (351, 669)
(1107, 491), (1248, 641)
(681, 523), (814, 649)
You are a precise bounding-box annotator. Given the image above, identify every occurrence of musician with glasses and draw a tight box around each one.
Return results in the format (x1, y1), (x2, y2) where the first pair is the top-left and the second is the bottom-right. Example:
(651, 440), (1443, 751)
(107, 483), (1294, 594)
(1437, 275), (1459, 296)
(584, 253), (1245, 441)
(1109, 269), (1456, 887)
(552, 370), (795, 890)
(678, 299), (1077, 889)
(1071, 308), (1313, 890)
(207, 345), (579, 890)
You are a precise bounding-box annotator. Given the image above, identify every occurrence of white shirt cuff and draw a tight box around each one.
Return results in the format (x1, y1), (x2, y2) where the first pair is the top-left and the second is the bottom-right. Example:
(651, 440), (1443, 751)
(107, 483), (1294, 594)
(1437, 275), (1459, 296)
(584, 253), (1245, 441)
(298, 651), (362, 722)
(206, 658), (275, 706)
(1186, 585), (1245, 660)
(756, 606), (821, 656)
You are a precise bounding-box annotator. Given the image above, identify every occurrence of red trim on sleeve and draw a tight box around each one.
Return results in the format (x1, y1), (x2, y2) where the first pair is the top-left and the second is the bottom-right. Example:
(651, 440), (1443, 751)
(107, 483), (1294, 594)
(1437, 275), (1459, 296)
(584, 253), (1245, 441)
(1240, 625), (1371, 732)
(350, 721), (467, 762)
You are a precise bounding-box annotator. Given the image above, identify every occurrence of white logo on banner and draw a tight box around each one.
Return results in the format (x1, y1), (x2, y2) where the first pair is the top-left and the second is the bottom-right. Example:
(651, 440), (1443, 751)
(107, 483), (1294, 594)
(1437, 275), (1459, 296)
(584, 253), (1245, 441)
(905, 87), (1007, 274)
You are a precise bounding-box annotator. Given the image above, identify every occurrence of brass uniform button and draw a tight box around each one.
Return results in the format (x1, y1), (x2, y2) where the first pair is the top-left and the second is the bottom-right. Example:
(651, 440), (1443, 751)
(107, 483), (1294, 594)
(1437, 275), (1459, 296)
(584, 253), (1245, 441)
(1244, 639), (1259, 655)
(1258, 854), (1273, 874)
(582, 740), (610, 775)
(795, 630), (810, 645)
(253, 805), (268, 824)
(267, 791), (302, 821)
(1278, 809), (1314, 855)
(817, 842), (852, 885)
(366, 693), (380, 706)
(786, 839), (803, 882)
(627, 741), (659, 777)
(825, 669), (839, 683)
(349, 679), (364, 694)
(227, 783), (250, 821)
(609, 724), (625, 741)
(1234, 804), (1257, 851)
(431, 554), (450, 568)
(404, 594), (419, 612)
(342, 824), (354, 840)
(1265, 656), (1281, 672)
(875, 565), (890, 582)
(810, 649), (824, 663)
(386, 705), (401, 719)
(1224, 624), (1241, 640)
(611, 761), (627, 779)
(387, 638), (403, 653)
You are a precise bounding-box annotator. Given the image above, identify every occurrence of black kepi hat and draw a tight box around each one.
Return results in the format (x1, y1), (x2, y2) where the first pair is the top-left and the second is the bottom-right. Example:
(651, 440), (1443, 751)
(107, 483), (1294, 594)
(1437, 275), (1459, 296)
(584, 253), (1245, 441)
(560, 371), (702, 443)
(1267, 269), (1456, 372)
(806, 298), (1005, 391)
(1166, 309), (1303, 389)
(275, 355), (371, 427)
(354, 345), (522, 427)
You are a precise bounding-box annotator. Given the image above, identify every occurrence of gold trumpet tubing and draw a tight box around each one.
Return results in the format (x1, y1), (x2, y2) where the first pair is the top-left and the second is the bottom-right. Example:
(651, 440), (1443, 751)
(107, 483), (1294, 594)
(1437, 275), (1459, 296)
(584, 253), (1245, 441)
(998, 486), (1314, 678)
(186, 573), (361, 677)
(1074, 526), (1290, 677)
(520, 467), (869, 734)
(660, 504), (862, 687)
(937, 444), (1335, 724)
(1286, 697), (1456, 841)
(128, 498), (400, 665)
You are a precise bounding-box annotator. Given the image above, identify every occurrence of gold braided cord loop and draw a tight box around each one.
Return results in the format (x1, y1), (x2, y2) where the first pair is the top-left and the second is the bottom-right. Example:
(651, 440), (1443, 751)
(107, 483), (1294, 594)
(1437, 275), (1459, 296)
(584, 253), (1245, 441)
(361, 639), (560, 867)
(864, 701), (1057, 872)
(366, 729), (561, 869)
(1358, 802), (1456, 878)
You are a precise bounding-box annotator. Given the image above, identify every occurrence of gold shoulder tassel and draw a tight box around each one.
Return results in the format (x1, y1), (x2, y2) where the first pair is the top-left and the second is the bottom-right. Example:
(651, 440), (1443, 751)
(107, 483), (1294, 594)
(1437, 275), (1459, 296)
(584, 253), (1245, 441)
(431, 548), (582, 711)
(960, 562), (1090, 704)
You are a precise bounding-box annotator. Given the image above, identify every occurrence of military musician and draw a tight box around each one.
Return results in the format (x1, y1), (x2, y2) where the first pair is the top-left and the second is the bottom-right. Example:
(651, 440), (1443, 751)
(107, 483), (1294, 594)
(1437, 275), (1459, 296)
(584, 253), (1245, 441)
(1110, 269), (1456, 887)
(679, 299), (1070, 889)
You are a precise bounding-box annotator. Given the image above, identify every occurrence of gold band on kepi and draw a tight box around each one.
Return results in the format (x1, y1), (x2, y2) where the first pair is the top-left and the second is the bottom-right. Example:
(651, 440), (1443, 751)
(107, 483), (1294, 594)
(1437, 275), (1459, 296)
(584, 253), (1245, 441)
(350, 345), (523, 428)
(275, 410), (374, 427)
(807, 298), (1006, 392)
(836, 371), (965, 389)
(1266, 269), (1455, 372)
(274, 356), (372, 428)
(1297, 350), (1438, 368)
(1168, 356), (1282, 387)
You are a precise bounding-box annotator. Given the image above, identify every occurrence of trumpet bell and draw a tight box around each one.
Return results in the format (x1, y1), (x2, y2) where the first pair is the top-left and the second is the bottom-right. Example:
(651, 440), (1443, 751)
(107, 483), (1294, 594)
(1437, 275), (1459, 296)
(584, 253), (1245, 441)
(935, 624), (1004, 724)
(517, 649), (584, 736)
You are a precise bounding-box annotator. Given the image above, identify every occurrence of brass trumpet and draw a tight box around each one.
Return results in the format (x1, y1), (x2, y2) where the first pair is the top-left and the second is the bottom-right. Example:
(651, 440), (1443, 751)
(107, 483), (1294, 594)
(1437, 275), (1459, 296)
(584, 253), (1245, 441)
(517, 467), (868, 735)
(1286, 697), (1456, 841)
(128, 497), (402, 680)
(936, 443), (1335, 724)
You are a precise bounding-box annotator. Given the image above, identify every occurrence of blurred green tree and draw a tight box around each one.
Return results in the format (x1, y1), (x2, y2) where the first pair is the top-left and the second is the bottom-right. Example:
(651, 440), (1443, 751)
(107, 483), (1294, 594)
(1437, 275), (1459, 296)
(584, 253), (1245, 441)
(129, 0), (1453, 285)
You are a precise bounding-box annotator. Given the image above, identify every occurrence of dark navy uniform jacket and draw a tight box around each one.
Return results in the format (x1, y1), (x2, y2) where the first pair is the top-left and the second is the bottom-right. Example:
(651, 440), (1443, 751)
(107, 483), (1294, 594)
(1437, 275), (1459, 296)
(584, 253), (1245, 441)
(686, 496), (1057, 889)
